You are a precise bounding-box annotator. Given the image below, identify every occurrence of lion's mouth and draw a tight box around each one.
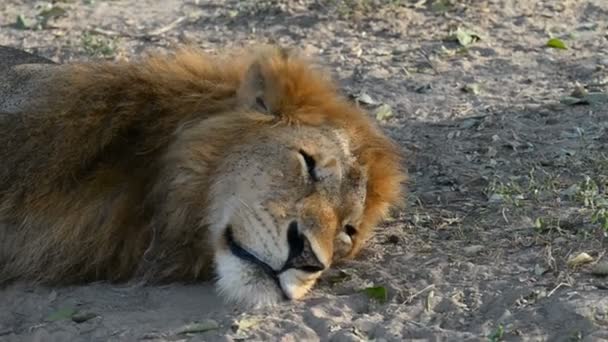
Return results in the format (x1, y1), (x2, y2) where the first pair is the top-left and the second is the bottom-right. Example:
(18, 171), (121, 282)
(224, 226), (289, 300)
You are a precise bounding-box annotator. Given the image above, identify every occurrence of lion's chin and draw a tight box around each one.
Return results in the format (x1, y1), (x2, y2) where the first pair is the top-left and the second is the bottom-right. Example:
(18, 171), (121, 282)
(214, 251), (286, 309)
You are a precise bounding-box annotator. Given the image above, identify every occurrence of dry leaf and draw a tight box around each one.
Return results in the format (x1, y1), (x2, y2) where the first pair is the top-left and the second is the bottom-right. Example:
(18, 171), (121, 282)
(567, 252), (594, 267)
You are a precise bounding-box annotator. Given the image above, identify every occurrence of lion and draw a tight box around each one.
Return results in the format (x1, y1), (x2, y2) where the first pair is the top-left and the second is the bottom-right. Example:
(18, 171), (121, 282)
(0, 44), (406, 307)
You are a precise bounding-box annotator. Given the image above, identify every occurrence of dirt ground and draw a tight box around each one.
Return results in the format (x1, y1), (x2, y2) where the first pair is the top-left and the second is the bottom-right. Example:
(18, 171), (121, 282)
(1, 0), (608, 341)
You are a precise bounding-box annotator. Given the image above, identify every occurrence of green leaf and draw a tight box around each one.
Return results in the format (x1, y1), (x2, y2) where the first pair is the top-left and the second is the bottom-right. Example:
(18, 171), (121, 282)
(362, 286), (388, 303)
(547, 38), (567, 49)
(38, 6), (67, 19)
(488, 324), (504, 342)
(46, 307), (77, 322)
(175, 320), (220, 335)
(431, 0), (452, 13)
(15, 14), (31, 29)
(374, 104), (393, 121)
(534, 217), (545, 230)
(450, 27), (481, 47)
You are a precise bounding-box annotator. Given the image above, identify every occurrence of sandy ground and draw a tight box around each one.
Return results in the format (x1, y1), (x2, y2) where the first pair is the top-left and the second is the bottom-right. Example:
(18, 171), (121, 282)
(1, 0), (608, 341)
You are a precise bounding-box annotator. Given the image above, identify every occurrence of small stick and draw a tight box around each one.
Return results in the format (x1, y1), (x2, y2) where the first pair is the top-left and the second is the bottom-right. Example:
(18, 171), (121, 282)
(547, 282), (571, 297)
(90, 16), (188, 39)
(404, 284), (435, 304)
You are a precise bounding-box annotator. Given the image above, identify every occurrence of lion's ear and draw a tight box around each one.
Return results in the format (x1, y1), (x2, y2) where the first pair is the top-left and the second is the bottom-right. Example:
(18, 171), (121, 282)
(237, 61), (275, 115)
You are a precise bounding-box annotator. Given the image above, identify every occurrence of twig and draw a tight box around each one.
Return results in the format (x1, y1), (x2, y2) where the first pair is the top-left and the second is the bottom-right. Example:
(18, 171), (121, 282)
(146, 16), (187, 37)
(403, 284), (435, 304)
(418, 48), (438, 75)
(406, 320), (426, 327)
(90, 27), (124, 37)
(90, 16), (188, 40)
(547, 282), (571, 297)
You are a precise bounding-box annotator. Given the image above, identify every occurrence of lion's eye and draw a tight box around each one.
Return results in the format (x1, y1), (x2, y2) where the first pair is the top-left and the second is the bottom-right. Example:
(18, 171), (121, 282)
(344, 224), (357, 237)
(299, 150), (319, 182)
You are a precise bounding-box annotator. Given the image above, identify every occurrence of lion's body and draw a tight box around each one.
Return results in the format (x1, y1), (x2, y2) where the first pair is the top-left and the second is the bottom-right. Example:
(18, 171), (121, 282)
(0, 45), (405, 306)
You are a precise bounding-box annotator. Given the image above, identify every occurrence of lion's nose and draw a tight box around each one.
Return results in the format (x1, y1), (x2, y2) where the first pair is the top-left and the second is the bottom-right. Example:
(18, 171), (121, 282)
(282, 221), (326, 273)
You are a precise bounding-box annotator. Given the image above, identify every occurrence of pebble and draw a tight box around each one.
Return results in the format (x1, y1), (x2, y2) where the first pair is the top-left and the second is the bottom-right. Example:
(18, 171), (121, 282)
(463, 245), (485, 256)
(591, 262), (608, 276)
(72, 312), (98, 323)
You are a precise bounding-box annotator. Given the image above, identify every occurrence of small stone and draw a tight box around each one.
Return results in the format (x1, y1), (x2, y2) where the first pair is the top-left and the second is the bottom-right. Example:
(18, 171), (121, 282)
(591, 262), (608, 276)
(534, 263), (548, 276)
(488, 193), (504, 203)
(463, 245), (484, 256)
(386, 235), (400, 244)
(571, 84), (588, 99)
(553, 237), (568, 244)
(71, 312), (98, 323)
(415, 84), (432, 94)
(460, 118), (479, 129)
(330, 330), (364, 342)
(461, 83), (481, 95)
(486, 146), (497, 158)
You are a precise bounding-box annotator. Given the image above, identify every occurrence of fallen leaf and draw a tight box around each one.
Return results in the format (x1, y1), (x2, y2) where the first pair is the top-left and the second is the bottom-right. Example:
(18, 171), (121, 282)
(567, 252), (594, 267)
(38, 6), (67, 19)
(449, 27), (481, 47)
(233, 316), (262, 334)
(547, 38), (567, 49)
(15, 15), (31, 29)
(425, 290), (434, 312)
(374, 104), (393, 121)
(461, 83), (481, 95)
(488, 324), (504, 342)
(362, 286), (388, 303)
(46, 307), (77, 322)
(355, 92), (377, 105)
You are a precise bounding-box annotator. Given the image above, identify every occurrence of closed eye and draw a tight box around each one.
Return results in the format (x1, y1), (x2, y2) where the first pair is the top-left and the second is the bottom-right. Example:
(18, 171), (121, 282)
(299, 150), (319, 182)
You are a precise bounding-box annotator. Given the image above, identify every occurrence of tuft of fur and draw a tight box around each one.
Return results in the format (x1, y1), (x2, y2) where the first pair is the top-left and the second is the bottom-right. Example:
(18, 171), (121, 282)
(0, 45), (406, 286)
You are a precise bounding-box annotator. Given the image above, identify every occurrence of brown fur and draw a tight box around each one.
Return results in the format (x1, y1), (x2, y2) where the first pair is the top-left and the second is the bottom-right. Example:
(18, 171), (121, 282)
(0, 45), (406, 285)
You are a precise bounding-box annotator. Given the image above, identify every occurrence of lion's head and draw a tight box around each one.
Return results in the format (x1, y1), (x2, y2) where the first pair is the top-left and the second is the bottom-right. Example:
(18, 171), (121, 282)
(152, 47), (406, 307)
